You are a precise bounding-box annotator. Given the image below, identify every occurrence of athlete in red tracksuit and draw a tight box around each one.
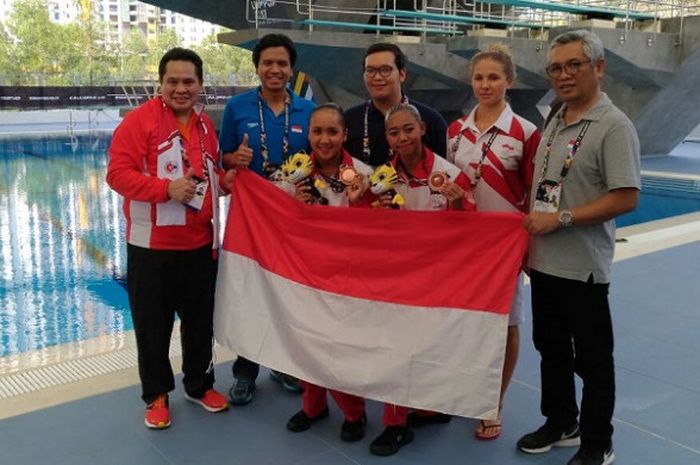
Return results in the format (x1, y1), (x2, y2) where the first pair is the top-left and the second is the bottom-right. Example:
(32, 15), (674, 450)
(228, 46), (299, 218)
(106, 48), (229, 430)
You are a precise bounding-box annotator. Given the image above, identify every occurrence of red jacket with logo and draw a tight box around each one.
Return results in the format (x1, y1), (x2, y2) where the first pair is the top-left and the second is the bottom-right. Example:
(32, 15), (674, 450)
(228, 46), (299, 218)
(106, 97), (220, 250)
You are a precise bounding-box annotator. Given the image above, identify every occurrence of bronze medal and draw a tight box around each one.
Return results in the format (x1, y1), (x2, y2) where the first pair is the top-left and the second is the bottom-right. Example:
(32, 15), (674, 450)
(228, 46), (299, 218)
(339, 166), (361, 185)
(428, 171), (448, 190)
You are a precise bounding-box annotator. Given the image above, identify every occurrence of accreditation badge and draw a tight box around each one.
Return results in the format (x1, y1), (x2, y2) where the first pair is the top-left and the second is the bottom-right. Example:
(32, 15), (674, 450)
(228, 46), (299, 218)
(430, 191), (447, 210)
(185, 176), (208, 211)
(533, 180), (561, 213)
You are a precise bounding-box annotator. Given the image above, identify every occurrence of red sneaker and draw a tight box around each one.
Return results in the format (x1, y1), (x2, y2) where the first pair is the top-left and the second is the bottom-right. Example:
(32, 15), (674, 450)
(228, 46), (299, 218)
(185, 389), (229, 413)
(144, 394), (171, 429)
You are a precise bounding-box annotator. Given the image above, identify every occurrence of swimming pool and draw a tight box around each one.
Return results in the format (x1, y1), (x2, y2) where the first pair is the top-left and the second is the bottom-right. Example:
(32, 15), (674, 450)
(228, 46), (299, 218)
(1, 137), (699, 360)
(0, 135), (129, 358)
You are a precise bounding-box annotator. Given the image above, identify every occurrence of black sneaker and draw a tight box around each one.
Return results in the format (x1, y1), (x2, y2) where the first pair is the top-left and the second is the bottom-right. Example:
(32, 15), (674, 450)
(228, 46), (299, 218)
(517, 422), (581, 454)
(567, 445), (615, 465)
(270, 371), (303, 394)
(406, 412), (451, 428)
(228, 377), (256, 405)
(369, 426), (414, 456)
(340, 412), (367, 442)
(286, 408), (329, 432)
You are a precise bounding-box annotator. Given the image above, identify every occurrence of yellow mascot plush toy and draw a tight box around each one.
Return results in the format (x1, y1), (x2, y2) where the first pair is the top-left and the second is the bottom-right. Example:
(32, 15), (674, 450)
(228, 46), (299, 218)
(281, 151), (328, 205)
(368, 163), (405, 209)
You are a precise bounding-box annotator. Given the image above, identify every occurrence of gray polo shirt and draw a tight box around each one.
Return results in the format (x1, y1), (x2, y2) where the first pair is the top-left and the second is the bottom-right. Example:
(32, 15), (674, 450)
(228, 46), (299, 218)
(528, 93), (641, 283)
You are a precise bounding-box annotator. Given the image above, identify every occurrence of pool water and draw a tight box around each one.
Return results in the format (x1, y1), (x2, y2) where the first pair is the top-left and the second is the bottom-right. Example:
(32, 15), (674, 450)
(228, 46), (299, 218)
(0, 136), (130, 357)
(617, 175), (700, 227)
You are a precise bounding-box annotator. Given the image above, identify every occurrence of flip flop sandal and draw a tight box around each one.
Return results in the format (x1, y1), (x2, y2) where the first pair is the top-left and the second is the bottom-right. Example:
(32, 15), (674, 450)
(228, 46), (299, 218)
(475, 418), (502, 441)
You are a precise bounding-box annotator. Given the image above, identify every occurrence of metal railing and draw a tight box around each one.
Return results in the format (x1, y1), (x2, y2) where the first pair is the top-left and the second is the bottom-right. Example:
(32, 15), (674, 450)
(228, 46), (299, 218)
(243, 0), (698, 43)
(119, 80), (157, 108)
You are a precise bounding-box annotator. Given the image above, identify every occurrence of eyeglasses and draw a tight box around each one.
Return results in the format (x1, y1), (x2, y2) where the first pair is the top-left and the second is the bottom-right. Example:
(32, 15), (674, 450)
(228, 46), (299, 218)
(545, 60), (592, 78)
(364, 65), (396, 78)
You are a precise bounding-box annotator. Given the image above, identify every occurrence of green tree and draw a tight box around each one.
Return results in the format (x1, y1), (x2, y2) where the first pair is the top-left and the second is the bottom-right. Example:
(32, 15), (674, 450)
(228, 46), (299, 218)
(0, 27), (13, 85)
(3, 0), (67, 85)
(119, 28), (183, 82)
(120, 29), (150, 81)
(145, 28), (182, 79)
(66, 0), (117, 85)
(194, 32), (256, 86)
(0, 1), (259, 87)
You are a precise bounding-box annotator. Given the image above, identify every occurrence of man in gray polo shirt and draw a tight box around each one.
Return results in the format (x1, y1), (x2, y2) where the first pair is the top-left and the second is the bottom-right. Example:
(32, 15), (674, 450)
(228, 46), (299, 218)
(517, 30), (640, 465)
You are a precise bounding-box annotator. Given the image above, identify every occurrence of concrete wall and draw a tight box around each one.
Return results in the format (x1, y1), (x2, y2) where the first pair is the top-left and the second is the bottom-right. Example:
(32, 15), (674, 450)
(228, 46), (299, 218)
(634, 43), (700, 155)
(448, 35), (552, 89)
(661, 16), (700, 61)
(602, 80), (658, 120)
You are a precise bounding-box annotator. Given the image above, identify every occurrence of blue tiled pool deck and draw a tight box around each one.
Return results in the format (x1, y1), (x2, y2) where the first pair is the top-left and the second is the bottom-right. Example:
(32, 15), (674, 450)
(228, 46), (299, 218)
(1, 149), (699, 465)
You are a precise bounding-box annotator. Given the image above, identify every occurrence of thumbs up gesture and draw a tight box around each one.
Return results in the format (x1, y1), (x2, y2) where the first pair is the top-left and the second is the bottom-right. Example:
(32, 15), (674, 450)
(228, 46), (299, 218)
(223, 133), (254, 169)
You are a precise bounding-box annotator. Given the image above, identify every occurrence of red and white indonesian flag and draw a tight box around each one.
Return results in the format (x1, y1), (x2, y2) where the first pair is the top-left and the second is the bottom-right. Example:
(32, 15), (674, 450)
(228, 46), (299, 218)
(214, 170), (528, 419)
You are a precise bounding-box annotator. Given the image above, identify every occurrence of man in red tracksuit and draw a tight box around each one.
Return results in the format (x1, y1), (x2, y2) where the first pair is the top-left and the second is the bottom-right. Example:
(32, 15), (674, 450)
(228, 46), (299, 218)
(107, 48), (229, 429)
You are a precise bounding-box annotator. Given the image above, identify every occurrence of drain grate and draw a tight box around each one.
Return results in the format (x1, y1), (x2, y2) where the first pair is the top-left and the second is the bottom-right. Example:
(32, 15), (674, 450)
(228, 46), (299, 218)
(0, 339), (182, 400)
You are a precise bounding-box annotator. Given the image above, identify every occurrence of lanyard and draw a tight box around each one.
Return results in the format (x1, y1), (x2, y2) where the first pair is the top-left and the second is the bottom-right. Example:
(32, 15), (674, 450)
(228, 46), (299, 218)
(362, 95), (409, 162)
(449, 118), (468, 159)
(316, 170), (347, 193)
(179, 115), (212, 182)
(312, 155), (347, 193)
(450, 113), (500, 189)
(257, 91), (290, 167)
(536, 118), (591, 189)
(472, 129), (499, 188)
(395, 154), (430, 188)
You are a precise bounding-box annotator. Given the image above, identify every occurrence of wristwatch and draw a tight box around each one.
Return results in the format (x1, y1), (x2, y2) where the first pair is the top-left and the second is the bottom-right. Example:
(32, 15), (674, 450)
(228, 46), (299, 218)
(558, 210), (574, 228)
